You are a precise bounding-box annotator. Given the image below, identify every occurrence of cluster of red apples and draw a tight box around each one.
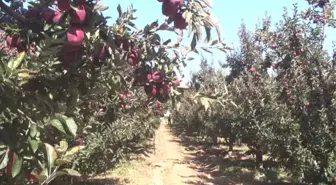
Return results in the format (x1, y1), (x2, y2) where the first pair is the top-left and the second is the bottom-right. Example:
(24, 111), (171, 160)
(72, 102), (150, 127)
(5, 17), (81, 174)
(57, 0), (87, 62)
(133, 66), (180, 102)
(5, 0), (87, 57)
(158, 0), (188, 30)
(6, 0), (182, 103)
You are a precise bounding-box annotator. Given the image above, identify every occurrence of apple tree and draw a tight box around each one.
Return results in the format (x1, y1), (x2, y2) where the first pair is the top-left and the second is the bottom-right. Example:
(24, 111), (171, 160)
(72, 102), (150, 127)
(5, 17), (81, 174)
(173, 1), (336, 184)
(0, 0), (226, 184)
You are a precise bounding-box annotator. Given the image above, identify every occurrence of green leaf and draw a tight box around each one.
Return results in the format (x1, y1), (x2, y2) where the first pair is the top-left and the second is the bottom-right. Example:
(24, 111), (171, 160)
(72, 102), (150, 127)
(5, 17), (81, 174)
(59, 168), (81, 176)
(29, 124), (38, 138)
(200, 0), (212, 8)
(201, 47), (213, 54)
(50, 118), (66, 134)
(44, 143), (58, 168)
(7, 52), (25, 70)
(0, 142), (6, 149)
(59, 140), (68, 152)
(66, 89), (79, 114)
(55, 170), (68, 177)
(177, 85), (190, 89)
(36, 168), (48, 183)
(94, 3), (109, 11)
(117, 4), (122, 17)
(29, 139), (40, 153)
(0, 149), (9, 170)
(182, 11), (193, 25)
(204, 26), (211, 43)
(64, 146), (85, 157)
(176, 102), (181, 111)
(55, 159), (72, 166)
(200, 97), (210, 112)
(191, 33), (197, 51)
(62, 116), (77, 137)
(11, 153), (22, 178)
(0, 61), (7, 77)
(0, 149), (6, 156)
(211, 40), (219, 46)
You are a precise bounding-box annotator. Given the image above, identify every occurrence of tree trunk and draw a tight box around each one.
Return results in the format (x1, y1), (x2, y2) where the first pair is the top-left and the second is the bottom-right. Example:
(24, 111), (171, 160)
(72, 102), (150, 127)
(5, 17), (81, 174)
(236, 137), (242, 146)
(255, 150), (263, 169)
(212, 134), (218, 145)
(229, 135), (235, 151)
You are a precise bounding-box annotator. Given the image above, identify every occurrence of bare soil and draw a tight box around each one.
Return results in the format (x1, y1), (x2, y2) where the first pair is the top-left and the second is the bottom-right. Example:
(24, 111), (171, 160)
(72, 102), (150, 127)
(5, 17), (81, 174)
(68, 123), (299, 185)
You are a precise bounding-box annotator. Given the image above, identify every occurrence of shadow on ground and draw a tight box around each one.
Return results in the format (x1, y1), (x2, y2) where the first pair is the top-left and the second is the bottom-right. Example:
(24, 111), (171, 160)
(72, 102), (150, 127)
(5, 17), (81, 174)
(169, 123), (305, 185)
(50, 176), (129, 185)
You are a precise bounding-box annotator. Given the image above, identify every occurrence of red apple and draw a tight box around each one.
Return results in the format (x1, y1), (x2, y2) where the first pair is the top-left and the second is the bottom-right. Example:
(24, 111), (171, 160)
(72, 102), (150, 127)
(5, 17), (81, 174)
(294, 51), (298, 56)
(144, 85), (157, 96)
(152, 71), (165, 83)
(6, 34), (20, 47)
(52, 11), (63, 23)
(162, 1), (177, 17)
(332, 176), (336, 183)
(249, 66), (255, 72)
(156, 100), (162, 107)
(24, 172), (38, 183)
(147, 73), (153, 81)
(157, 82), (171, 95)
(70, 5), (86, 24)
(41, 8), (55, 22)
(174, 13), (187, 30)
(127, 49), (140, 66)
(172, 76), (180, 86)
(67, 26), (85, 46)
(29, 44), (37, 54)
(120, 102), (126, 108)
(170, 0), (183, 7)
(119, 93), (126, 100)
(57, 0), (71, 11)
(75, 137), (83, 145)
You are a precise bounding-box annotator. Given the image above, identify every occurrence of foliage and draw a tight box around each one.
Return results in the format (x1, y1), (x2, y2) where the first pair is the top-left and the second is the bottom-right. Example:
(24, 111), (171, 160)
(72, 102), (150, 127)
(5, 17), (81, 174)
(0, 0), (225, 184)
(174, 1), (336, 185)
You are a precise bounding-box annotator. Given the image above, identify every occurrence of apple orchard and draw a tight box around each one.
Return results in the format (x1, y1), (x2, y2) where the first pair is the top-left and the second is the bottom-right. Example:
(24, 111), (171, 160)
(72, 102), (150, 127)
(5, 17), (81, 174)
(0, 0), (226, 184)
(0, 0), (336, 185)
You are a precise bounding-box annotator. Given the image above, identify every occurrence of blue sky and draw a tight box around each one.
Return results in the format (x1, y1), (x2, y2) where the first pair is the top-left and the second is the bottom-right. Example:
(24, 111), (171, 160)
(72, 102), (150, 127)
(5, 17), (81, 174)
(102, 0), (336, 82)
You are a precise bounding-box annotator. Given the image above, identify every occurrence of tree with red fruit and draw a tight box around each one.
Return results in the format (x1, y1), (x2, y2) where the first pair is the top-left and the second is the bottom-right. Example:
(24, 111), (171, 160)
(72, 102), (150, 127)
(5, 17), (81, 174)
(173, 1), (336, 184)
(0, 0), (225, 184)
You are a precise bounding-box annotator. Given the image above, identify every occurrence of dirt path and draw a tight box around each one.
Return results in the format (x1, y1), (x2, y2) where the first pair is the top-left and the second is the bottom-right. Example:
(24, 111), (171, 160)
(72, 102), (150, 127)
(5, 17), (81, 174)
(62, 123), (293, 185)
(83, 122), (208, 185)
(148, 123), (204, 185)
